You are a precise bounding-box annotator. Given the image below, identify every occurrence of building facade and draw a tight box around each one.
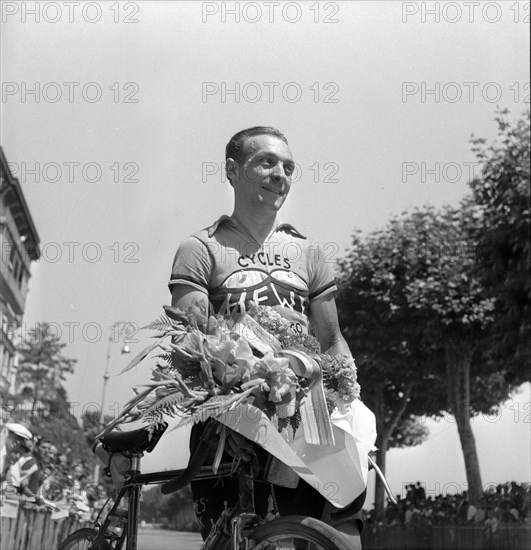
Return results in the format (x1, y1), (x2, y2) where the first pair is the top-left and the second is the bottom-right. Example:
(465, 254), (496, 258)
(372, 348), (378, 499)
(0, 147), (40, 395)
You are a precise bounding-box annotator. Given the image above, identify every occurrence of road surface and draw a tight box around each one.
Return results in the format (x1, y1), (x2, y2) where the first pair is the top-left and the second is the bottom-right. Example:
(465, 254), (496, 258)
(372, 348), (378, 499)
(137, 527), (203, 550)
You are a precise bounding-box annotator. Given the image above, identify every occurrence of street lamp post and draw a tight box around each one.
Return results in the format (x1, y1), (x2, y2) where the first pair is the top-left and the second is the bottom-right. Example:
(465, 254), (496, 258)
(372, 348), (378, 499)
(93, 323), (130, 482)
(100, 323), (131, 428)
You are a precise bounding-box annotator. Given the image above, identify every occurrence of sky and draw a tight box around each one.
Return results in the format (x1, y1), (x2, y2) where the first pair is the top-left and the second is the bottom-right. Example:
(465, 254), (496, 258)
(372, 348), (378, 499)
(1, 1), (529, 506)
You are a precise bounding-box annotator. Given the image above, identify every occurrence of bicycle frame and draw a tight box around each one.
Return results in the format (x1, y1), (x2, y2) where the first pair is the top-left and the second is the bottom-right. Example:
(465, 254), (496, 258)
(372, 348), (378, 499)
(89, 452), (237, 550)
(79, 418), (379, 550)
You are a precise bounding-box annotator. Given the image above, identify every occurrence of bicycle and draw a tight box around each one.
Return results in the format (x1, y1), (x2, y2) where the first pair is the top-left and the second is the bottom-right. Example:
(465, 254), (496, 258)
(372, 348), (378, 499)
(58, 420), (363, 550)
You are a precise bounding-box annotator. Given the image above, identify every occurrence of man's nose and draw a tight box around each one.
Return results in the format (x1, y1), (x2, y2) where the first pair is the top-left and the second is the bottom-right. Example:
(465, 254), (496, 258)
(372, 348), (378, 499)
(271, 162), (288, 180)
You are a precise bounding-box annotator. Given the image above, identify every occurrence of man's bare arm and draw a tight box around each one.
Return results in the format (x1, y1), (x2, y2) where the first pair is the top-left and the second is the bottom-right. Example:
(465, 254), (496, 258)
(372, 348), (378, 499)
(309, 293), (352, 357)
(170, 285), (210, 329)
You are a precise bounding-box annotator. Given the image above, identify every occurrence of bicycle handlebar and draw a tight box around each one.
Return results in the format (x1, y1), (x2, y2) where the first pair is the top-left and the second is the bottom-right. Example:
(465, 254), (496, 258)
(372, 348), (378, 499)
(368, 455), (397, 504)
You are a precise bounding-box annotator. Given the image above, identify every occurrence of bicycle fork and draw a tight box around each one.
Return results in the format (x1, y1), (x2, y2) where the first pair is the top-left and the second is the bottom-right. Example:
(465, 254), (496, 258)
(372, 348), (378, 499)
(231, 513), (259, 550)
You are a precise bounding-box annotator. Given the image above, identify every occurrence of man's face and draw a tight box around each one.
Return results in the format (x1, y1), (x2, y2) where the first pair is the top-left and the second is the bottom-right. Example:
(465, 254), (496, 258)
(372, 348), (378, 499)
(229, 135), (294, 213)
(6, 434), (24, 453)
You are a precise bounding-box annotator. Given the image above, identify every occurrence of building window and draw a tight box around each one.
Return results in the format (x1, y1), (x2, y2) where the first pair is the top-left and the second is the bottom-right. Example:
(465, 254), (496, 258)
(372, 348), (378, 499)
(2, 227), (28, 290)
(1, 226), (14, 264)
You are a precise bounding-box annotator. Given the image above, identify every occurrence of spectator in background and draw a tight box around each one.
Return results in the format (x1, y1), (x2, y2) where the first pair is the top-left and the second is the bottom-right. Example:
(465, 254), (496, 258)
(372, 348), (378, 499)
(384, 495), (401, 525)
(456, 495), (470, 525)
(66, 461), (91, 520)
(35, 438), (63, 503)
(484, 507), (500, 535)
(466, 500), (478, 523)
(471, 497), (487, 524)
(0, 423), (34, 482)
(366, 481), (530, 527)
(498, 499), (518, 523)
(414, 482), (426, 505)
(404, 500), (415, 525)
(510, 481), (524, 511)
(5, 432), (42, 503)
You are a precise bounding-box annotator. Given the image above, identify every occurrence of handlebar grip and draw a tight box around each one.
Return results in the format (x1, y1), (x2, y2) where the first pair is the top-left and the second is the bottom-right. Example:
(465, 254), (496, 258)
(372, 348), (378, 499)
(160, 421), (217, 494)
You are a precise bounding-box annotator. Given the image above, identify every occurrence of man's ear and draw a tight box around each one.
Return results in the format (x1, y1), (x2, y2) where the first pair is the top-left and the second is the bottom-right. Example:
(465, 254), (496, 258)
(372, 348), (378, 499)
(226, 157), (237, 187)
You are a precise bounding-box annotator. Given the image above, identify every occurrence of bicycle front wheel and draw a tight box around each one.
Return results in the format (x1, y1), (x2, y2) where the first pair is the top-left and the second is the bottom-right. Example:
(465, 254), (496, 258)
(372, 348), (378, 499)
(247, 515), (359, 550)
(58, 528), (112, 550)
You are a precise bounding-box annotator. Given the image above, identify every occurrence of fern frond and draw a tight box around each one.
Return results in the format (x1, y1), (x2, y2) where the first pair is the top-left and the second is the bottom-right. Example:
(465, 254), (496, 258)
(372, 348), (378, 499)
(141, 390), (186, 416)
(155, 353), (173, 364)
(142, 411), (165, 427)
(181, 395), (248, 426)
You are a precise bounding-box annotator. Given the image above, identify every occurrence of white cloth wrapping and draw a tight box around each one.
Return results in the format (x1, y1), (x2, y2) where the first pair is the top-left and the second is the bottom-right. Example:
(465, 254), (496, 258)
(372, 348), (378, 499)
(216, 398), (377, 508)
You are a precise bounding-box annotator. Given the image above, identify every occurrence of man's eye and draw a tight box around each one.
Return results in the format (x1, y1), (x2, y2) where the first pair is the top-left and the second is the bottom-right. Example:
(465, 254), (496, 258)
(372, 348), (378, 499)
(285, 165), (294, 176)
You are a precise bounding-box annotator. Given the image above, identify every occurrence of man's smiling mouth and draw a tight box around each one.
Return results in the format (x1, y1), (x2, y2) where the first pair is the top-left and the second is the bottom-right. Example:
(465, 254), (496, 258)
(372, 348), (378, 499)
(262, 185), (282, 195)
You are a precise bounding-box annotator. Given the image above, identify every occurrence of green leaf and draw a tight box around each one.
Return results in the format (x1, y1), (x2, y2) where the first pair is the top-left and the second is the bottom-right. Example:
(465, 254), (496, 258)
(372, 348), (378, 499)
(119, 335), (168, 375)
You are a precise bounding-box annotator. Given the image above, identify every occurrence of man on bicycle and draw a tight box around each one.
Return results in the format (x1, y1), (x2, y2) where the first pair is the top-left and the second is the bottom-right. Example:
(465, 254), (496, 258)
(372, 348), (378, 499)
(168, 127), (364, 547)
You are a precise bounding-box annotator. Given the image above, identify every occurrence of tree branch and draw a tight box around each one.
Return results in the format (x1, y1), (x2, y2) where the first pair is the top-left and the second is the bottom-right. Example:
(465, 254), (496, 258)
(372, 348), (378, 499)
(382, 381), (414, 441)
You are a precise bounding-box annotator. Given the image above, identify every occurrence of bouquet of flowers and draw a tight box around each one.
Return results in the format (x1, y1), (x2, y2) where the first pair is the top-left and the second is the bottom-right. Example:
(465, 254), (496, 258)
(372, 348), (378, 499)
(101, 302), (360, 446)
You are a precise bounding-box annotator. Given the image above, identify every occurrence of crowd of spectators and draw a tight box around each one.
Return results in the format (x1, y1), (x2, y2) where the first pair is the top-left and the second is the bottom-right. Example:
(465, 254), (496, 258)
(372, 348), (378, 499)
(0, 422), (105, 520)
(364, 481), (531, 530)
(3, 422), (530, 532)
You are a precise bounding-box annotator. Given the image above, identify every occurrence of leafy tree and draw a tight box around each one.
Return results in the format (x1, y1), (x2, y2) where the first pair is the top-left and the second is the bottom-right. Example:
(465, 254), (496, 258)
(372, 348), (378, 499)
(338, 111), (530, 510)
(339, 192), (528, 508)
(469, 109), (530, 374)
(30, 409), (88, 462)
(82, 409), (115, 447)
(337, 224), (446, 518)
(401, 201), (496, 504)
(16, 322), (76, 422)
(80, 409), (116, 495)
(14, 323), (97, 465)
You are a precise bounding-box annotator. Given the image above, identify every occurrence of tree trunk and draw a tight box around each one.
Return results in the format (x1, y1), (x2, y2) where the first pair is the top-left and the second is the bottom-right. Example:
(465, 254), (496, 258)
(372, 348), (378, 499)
(374, 429), (388, 520)
(373, 382), (414, 520)
(445, 339), (483, 504)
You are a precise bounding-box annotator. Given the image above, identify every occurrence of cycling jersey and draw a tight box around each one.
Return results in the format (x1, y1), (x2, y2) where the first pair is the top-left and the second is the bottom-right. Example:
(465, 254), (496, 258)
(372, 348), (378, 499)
(168, 215), (337, 333)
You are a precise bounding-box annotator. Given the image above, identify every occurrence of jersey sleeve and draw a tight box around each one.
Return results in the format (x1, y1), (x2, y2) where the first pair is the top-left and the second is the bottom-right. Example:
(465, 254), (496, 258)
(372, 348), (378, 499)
(168, 235), (212, 294)
(306, 240), (338, 300)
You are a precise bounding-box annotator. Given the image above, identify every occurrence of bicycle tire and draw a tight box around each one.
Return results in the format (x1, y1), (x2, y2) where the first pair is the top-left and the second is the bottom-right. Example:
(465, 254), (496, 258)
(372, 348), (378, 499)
(58, 528), (112, 550)
(246, 515), (359, 550)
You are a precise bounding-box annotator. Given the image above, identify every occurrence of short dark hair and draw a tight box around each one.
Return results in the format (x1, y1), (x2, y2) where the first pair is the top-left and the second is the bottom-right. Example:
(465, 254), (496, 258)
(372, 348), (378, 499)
(225, 126), (288, 164)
